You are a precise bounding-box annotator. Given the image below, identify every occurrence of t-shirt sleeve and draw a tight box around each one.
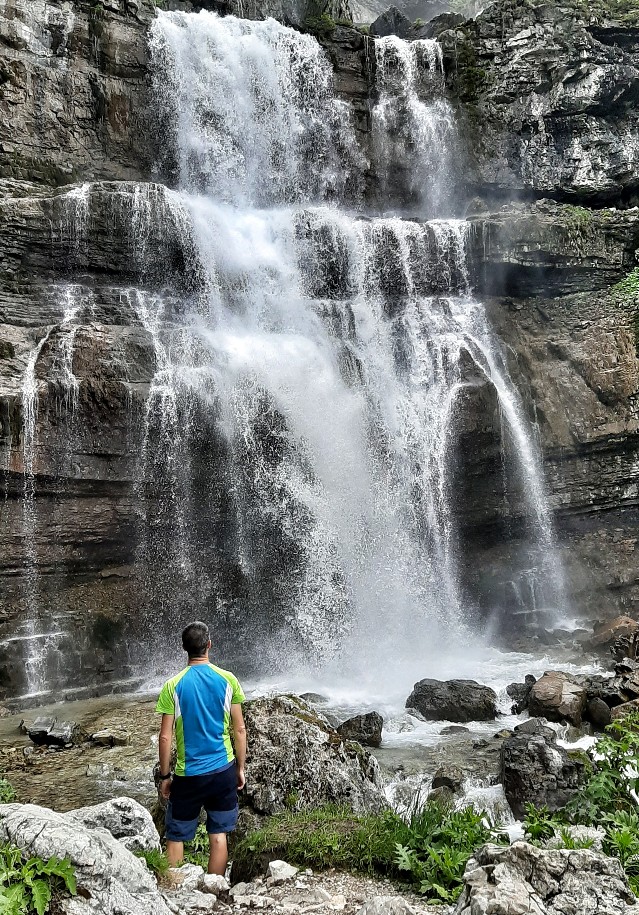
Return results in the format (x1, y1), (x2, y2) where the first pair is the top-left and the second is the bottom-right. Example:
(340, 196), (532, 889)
(155, 681), (175, 715)
(230, 674), (245, 705)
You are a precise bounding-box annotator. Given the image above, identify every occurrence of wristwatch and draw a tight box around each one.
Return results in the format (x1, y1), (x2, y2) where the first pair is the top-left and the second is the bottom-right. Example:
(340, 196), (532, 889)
(158, 771), (172, 781)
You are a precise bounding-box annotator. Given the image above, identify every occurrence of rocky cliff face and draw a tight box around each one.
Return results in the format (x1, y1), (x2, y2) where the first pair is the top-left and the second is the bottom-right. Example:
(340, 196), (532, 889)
(0, 0), (638, 702)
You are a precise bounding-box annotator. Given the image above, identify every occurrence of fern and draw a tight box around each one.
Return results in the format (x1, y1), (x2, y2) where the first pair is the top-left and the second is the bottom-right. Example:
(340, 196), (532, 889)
(0, 844), (77, 915)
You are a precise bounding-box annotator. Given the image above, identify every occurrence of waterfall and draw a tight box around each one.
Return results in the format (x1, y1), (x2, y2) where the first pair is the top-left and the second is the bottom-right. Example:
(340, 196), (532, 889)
(372, 37), (458, 216)
(6, 9), (565, 699)
(138, 8), (567, 684)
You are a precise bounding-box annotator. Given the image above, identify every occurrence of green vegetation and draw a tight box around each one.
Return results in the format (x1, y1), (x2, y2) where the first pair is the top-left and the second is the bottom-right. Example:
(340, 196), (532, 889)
(303, 13), (337, 34)
(0, 777), (16, 803)
(412, 17), (425, 27)
(233, 800), (504, 904)
(183, 823), (210, 869)
(612, 267), (639, 302)
(524, 712), (639, 895)
(135, 847), (170, 877)
(566, 0), (639, 26)
(453, 36), (489, 114)
(0, 844), (77, 915)
(564, 204), (593, 231)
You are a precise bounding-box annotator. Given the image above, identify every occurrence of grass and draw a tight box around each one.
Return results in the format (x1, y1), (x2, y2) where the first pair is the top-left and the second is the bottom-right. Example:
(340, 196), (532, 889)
(135, 847), (170, 876)
(232, 800), (504, 904)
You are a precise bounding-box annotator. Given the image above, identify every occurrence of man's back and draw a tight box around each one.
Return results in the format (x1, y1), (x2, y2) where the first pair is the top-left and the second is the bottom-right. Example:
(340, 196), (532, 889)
(156, 663), (245, 776)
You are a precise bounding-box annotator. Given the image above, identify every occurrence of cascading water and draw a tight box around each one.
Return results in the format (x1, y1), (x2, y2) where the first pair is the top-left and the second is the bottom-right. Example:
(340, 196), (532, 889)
(135, 9), (566, 691)
(372, 37), (458, 216)
(4, 9), (566, 702)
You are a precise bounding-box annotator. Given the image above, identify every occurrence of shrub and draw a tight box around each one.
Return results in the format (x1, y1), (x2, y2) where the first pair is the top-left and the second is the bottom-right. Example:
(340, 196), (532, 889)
(0, 843), (77, 915)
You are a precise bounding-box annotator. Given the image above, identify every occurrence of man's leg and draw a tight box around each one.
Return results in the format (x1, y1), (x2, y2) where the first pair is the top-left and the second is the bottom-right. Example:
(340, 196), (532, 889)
(207, 832), (228, 875)
(165, 840), (184, 867)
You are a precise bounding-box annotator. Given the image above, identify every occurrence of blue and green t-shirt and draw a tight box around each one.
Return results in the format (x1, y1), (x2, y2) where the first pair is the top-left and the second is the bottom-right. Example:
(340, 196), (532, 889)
(155, 664), (245, 776)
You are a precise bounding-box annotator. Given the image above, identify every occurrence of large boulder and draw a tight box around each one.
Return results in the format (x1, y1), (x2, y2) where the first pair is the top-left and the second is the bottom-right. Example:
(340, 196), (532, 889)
(500, 723), (590, 818)
(68, 797), (160, 853)
(454, 842), (636, 914)
(405, 679), (498, 723)
(369, 6), (413, 39)
(528, 671), (588, 726)
(0, 803), (172, 915)
(242, 696), (386, 818)
(336, 712), (384, 748)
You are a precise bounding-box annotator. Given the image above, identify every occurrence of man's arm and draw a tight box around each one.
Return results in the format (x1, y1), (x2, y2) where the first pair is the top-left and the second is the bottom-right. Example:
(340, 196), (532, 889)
(230, 703), (247, 790)
(158, 713), (174, 800)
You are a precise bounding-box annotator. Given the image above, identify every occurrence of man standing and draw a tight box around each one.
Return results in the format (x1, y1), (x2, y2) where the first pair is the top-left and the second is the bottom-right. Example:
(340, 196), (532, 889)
(156, 621), (247, 875)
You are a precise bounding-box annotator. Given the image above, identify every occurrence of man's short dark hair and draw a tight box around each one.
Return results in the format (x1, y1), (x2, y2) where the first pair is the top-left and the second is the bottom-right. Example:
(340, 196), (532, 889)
(182, 621), (210, 658)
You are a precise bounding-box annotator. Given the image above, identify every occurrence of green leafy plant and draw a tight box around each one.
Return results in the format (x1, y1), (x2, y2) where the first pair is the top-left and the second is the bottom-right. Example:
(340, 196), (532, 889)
(183, 823), (210, 868)
(525, 712), (639, 895)
(0, 843), (77, 915)
(135, 847), (170, 876)
(0, 778), (16, 803)
(523, 803), (562, 843)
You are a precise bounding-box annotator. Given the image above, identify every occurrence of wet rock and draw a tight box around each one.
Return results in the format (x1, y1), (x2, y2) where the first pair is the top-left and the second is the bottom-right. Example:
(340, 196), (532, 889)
(586, 697), (613, 729)
(337, 712), (384, 748)
(369, 7), (412, 39)
(506, 675), (536, 713)
(27, 717), (77, 747)
(454, 842), (635, 915)
(242, 696), (386, 819)
(428, 785), (455, 805)
(299, 693), (328, 704)
(91, 727), (130, 747)
(46, 721), (76, 748)
(68, 797), (160, 853)
(589, 615), (639, 649)
(513, 717), (556, 739)
(441, 0), (639, 204)
(405, 679), (498, 723)
(528, 671), (588, 726)
(431, 765), (464, 792)
(0, 803), (172, 915)
(27, 717), (57, 745)
(440, 725), (470, 735)
(500, 728), (590, 818)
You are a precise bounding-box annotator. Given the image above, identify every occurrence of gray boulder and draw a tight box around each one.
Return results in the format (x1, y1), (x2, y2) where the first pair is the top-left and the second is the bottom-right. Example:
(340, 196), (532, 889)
(68, 797), (160, 852)
(336, 712), (384, 748)
(242, 696), (386, 819)
(0, 803), (172, 915)
(454, 842), (635, 914)
(500, 728), (590, 819)
(528, 671), (588, 726)
(369, 6), (412, 39)
(586, 697), (613, 729)
(405, 679), (498, 723)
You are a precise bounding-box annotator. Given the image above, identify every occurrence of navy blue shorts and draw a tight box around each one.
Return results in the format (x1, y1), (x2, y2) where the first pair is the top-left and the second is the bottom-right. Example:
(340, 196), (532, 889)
(165, 761), (239, 842)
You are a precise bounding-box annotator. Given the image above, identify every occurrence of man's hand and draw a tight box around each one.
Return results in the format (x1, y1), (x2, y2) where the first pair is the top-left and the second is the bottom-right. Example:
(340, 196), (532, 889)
(237, 767), (246, 791)
(160, 777), (172, 801)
